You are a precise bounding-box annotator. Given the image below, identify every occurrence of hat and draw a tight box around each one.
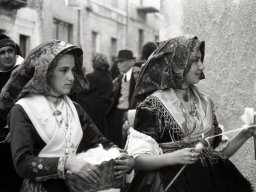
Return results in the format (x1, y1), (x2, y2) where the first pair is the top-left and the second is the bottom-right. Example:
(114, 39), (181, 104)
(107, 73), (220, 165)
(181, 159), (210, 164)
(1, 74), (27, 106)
(141, 42), (157, 60)
(116, 49), (135, 62)
(0, 34), (16, 50)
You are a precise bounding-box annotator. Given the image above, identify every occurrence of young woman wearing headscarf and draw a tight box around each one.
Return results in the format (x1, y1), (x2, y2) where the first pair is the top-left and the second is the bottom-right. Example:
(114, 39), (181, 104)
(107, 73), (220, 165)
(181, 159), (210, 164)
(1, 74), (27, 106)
(0, 40), (134, 192)
(125, 35), (255, 192)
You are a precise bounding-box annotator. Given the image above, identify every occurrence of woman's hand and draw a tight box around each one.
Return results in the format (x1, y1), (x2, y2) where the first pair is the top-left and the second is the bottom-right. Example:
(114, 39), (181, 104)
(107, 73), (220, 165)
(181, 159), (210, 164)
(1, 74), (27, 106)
(114, 153), (134, 179)
(243, 125), (256, 138)
(65, 156), (101, 184)
(167, 148), (200, 165)
(5, 132), (11, 143)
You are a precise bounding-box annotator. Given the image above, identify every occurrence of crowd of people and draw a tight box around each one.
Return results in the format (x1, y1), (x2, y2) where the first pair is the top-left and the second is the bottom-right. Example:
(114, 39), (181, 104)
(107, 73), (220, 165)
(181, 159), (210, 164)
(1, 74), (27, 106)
(0, 34), (256, 192)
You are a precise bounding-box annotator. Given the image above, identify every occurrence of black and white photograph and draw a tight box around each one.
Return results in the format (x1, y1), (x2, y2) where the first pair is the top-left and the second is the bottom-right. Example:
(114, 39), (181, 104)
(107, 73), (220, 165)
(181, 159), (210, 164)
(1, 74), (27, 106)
(0, 0), (256, 191)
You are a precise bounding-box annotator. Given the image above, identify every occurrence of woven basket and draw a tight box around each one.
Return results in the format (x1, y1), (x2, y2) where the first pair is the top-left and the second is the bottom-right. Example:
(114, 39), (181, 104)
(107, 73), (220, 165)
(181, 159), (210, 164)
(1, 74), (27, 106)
(65, 158), (124, 192)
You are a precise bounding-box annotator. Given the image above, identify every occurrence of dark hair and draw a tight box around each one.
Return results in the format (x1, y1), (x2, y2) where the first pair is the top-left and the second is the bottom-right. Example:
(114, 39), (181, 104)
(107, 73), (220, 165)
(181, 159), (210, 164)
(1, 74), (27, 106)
(134, 60), (144, 68)
(92, 53), (109, 71)
(15, 43), (22, 56)
(0, 34), (17, 53)
(141, 42), (157, 60)
(0, 34), (10, 40)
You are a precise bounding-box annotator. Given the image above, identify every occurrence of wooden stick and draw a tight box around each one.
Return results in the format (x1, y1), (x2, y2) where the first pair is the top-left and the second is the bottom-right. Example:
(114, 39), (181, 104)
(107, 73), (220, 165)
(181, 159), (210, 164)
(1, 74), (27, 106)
(254, 115), (256, 160)
(164, 165), (186, 192)
(164, 141), (205, 191)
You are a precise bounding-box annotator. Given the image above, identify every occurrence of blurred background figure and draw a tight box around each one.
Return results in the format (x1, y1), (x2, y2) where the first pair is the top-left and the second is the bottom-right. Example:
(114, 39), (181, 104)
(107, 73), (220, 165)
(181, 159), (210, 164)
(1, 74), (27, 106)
(132, 61), (143, 82)
(122, 42), (158, 153)
(106, 49), (136, 148)
(135, 41), (157, 70)
(129, 61), (144, 109)
(110, 55), (120, 80)
(140, 41), (157, 61)
(0, 33), (23, 192)
(129, 42), (157, 109)
(76, 53), (113, 136)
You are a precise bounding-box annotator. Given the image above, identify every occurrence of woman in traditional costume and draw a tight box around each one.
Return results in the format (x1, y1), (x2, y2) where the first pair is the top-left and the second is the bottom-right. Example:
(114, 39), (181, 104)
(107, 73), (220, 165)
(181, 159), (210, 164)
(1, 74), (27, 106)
(126, 35), (255, 192)
(0, 40), (134, 192)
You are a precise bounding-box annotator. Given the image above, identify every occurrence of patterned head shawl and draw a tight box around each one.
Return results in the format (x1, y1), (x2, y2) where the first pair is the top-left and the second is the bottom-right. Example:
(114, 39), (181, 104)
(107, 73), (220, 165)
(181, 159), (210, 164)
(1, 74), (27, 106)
(0, 40), (89, 118)
(134, 34), (205, 100)
(92, 53), (109, 71)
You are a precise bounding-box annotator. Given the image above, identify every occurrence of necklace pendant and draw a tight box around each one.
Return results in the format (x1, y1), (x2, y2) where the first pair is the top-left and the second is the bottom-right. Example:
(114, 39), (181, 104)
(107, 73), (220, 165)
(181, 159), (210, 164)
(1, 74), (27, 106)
(184, 93), (189, 102)
(189, 110), (196, 116)
(53, 110), (62, 116)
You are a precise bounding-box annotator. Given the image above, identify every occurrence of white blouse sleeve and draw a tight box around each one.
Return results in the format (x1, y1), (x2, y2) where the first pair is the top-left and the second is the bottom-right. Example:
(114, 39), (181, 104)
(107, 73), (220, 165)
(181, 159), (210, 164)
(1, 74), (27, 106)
(125, 127), (163, 159)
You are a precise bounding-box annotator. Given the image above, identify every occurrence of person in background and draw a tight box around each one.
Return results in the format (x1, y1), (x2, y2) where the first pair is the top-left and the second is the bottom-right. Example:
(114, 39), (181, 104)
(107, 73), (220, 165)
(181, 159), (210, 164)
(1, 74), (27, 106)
(125, 42), (158, 130)
(140, 41), (157, 61)
(0, 40), (134, 192)
(110, 55), (120, 80)
(129, 41), (157, 109)
(76, 53), (113, 136)
(106, 50), (136, 148)
(0, 33), (23, 192)
(126, 35), (255, 192)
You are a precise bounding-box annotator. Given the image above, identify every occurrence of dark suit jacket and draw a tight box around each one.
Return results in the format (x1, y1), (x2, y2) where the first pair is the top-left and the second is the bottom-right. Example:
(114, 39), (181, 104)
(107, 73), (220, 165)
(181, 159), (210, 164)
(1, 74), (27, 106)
(107, 72), (136, 115)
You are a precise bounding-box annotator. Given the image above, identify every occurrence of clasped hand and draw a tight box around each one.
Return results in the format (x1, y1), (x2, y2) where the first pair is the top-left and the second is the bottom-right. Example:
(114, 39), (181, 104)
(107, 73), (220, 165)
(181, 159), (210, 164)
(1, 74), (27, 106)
(65, 153), (134, 183)
(65, 157), (101, 184)
(114, 152), (134, 179)
(170, 148), (201, 165)
(244, 125), (256, 138)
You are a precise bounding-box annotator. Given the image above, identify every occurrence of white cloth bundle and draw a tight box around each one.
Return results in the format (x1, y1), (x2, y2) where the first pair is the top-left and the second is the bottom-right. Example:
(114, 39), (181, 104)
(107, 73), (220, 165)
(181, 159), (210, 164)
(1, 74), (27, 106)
(76, 144), (121, 165)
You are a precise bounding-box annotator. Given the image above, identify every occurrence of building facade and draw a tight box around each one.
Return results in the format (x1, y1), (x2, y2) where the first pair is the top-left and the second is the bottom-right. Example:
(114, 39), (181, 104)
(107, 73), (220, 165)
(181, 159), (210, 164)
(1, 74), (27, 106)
(0, 0), (160, 71)
(0, 0), (41, 57)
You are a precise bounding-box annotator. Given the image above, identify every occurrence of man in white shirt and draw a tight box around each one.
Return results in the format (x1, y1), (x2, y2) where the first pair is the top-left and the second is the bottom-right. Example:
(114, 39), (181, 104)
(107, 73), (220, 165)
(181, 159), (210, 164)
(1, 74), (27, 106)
(107, 50), (136, 148)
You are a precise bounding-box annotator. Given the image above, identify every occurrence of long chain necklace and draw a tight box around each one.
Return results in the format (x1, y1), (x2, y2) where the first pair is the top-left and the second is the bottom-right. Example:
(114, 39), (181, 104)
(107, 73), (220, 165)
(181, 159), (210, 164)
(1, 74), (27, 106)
(46, 97), (73, 155)
(179, 89), (204, 138)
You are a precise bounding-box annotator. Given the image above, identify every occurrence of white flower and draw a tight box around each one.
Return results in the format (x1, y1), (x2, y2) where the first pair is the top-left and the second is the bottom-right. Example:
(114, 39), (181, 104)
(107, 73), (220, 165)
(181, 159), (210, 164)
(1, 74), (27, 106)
(241, 107), (256, 125)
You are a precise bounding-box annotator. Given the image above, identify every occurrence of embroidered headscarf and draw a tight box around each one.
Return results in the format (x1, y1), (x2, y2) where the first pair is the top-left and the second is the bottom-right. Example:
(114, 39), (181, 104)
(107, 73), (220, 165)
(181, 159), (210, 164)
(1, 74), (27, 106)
(134, 34), (205, 100)
(0, 40), (89, 118)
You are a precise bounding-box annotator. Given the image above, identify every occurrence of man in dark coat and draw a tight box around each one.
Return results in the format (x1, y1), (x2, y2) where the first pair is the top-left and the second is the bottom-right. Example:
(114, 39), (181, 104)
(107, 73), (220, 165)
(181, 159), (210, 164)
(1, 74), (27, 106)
(75, 53), (113, 137)
(0, 34), (23, 192)
(106, 50), (136, 148)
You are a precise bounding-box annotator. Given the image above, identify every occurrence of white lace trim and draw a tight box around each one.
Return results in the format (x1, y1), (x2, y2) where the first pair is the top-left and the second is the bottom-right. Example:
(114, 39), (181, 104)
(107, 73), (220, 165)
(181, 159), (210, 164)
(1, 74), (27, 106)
(125, 127), (163, 158)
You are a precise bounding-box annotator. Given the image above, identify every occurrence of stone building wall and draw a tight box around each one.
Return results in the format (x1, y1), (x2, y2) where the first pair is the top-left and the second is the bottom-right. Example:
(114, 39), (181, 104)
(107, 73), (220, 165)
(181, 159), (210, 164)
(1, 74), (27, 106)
(0, 0), (159, 71)
(161, 0), (256, 188)
(0, 1), (41, 55)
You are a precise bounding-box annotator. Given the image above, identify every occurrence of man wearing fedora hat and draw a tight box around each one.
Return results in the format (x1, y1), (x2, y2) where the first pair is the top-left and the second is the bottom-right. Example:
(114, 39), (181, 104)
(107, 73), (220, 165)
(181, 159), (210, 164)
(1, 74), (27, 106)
(106, 49), (136, 148)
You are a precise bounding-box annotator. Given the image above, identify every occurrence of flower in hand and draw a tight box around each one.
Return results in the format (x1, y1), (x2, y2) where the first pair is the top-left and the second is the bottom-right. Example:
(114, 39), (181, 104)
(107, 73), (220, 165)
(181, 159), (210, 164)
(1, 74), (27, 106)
(245, 125), (256, 137)
(240, 107), (256, 137)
